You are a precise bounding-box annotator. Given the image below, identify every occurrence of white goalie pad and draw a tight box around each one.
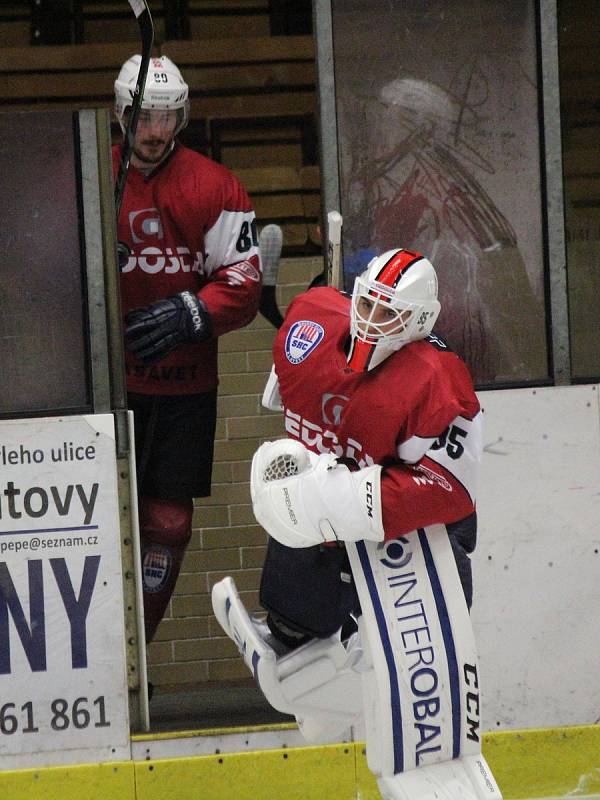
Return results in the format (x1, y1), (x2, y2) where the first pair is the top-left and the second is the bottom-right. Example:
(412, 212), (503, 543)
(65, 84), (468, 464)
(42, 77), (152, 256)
(211, 576), (363, 741)
(377, 754), (501, 800)
(346, 526), (502, 800)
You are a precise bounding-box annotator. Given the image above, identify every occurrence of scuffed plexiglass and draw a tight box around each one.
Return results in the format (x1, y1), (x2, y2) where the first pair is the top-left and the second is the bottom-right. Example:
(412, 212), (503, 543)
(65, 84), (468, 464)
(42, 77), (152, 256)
(332, 0), (549, 385)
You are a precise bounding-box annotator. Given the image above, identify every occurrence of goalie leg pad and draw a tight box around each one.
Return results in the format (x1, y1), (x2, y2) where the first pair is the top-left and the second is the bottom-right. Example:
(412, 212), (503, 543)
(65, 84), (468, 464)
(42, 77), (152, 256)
(260, 537), (361, 640)
(139, 495), (193, 642)
(376, 754), (502, 800)
(346, 525), (491, 778)
(212, 576), (364, 740)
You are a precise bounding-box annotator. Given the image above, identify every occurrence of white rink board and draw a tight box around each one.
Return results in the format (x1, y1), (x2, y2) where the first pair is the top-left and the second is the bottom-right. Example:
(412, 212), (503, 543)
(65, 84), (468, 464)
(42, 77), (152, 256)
(472, 384), (600, 730)
(0, 414), (130, 768)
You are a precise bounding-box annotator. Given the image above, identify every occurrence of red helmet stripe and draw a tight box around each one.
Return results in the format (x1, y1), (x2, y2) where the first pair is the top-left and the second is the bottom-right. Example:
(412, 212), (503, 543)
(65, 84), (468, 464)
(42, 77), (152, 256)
(373, 249), (423, 289)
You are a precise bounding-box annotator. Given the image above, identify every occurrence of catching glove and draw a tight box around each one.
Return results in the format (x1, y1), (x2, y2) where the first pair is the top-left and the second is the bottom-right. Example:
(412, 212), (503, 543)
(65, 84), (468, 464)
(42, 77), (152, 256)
(251, 439), (385, 548)
(125, 290), (212, 363)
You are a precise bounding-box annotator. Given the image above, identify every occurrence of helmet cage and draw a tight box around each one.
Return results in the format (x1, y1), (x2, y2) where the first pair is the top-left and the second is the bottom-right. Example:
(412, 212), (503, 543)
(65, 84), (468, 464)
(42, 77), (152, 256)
(351, 271), (440, 346)
(351, 276), (427, 345)
(347, 249), (441, 372)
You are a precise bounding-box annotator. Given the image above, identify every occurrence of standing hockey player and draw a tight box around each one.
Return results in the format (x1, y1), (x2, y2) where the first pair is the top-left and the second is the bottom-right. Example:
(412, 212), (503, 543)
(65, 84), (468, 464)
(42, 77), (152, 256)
(213, 248), (502, 799)
(113, 55), (261, 644)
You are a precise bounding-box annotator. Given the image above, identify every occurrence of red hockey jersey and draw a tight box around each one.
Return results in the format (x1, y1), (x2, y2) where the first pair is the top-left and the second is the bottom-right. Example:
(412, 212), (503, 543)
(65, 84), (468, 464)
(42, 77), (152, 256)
(112, 143), (261, 395)
(272, 287), (482, 539)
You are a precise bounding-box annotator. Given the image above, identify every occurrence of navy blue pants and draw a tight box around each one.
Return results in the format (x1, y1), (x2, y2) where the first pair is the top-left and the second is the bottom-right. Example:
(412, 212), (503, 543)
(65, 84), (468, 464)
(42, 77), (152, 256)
(260, 513), (477, 643)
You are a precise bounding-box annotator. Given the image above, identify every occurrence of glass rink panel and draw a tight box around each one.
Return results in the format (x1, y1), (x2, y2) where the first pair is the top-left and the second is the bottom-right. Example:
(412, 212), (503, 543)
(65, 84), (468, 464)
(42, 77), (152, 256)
(0, 110), (90, 415)
(331, 0), (549, 386)
(558, 0), (600, 382)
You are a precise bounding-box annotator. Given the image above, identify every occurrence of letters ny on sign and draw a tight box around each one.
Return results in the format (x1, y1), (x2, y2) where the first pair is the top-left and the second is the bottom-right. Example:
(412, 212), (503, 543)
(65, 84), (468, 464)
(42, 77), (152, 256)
(0, 415), (129, 767)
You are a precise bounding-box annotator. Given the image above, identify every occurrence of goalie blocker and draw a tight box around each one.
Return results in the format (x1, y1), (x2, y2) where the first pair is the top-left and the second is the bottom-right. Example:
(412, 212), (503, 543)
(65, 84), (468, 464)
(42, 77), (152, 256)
(213, 439), (502, 800)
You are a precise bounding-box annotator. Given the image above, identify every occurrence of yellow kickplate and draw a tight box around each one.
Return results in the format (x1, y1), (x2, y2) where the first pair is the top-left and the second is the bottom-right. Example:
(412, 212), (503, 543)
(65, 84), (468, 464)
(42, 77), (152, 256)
(134, 743), (357, 800)
(0, 761), (135, 800)
(2, 725), (599, 799)
(484, 725), (600, 799)
(354, 742), (380, 800)
(354, 727), (600, 800)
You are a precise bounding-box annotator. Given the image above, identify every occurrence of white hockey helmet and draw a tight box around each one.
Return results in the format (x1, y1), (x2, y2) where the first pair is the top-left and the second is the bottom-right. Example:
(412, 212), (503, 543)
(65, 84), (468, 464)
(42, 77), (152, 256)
(114, 55), (190, 135)
(348, 248), (441, 372)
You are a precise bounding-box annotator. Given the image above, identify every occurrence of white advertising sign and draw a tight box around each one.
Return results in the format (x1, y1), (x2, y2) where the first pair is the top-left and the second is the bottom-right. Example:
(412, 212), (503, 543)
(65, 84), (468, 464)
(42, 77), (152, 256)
(0, 414), (130, 768)
(473, 385), (600, 730)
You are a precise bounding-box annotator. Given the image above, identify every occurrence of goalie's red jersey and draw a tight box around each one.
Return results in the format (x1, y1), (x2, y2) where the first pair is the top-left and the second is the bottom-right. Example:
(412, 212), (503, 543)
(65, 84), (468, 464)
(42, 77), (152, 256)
(272, 286), (482, 539)
(112, 142), (261, 395)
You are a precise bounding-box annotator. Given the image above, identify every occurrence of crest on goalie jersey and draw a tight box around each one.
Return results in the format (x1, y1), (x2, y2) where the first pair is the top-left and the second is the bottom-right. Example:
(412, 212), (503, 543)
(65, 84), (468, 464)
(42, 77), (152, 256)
(285, 320), (325, 364)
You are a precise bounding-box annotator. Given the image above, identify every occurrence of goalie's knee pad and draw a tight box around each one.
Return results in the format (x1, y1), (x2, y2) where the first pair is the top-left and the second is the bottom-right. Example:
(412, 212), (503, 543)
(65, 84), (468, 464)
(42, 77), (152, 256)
(212, 576), (364, 742)
(139, 495), (193, 643)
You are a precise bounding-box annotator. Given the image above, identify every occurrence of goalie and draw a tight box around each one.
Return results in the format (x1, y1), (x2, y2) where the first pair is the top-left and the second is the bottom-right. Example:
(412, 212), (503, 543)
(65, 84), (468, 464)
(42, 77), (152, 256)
(213, 249), (501, 799)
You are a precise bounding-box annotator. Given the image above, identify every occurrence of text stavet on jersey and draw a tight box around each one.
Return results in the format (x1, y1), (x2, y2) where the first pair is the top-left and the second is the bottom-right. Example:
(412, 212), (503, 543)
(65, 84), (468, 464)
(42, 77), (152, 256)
(112, 142), (262, 395)
(270, 287), (483, 540)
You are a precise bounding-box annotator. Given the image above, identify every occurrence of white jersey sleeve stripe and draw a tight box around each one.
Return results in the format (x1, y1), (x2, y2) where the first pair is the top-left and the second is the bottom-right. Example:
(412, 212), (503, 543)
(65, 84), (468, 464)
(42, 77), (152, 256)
(423, 412), (483, 502)
(397, 434), (438, 464)
(204, 208), (260, 273)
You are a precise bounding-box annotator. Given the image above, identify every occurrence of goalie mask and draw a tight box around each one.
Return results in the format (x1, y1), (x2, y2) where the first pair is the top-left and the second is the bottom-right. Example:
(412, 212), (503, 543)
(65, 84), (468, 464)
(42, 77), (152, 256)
(348, 248), (441, 372)
(114, 55), (190, 138)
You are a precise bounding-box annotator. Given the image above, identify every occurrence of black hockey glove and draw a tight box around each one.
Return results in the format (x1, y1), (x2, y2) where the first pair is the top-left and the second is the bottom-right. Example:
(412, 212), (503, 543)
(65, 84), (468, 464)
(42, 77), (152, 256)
(117, 241), (132, 271)
(124, 290), (212, 363)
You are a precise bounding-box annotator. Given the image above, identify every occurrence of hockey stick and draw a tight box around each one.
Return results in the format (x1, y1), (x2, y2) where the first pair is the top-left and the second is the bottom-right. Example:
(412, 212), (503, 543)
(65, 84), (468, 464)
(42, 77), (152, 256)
(258, 224), (284, 328)
(114, 0), (154, 221)
(327, 210), (343, 289)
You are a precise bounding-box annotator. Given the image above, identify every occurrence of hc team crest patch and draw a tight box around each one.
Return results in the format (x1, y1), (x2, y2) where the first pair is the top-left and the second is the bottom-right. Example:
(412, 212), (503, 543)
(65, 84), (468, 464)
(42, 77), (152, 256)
(142, 545), (172, 593)
(285, 320), (325, 364)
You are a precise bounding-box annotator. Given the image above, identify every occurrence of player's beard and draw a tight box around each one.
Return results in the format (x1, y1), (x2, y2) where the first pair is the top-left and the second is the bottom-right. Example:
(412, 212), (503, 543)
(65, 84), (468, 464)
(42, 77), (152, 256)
(133, 137), (174, 166)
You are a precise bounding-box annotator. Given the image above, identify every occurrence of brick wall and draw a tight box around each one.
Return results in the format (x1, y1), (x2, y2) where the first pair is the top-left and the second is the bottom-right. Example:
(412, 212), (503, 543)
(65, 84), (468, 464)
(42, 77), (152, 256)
(147, 255), (323, 689)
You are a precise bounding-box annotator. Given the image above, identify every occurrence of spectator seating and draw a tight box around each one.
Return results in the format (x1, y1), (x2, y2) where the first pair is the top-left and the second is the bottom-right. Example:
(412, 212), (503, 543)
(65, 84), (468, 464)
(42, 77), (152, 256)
(0, 32), (321, 255)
